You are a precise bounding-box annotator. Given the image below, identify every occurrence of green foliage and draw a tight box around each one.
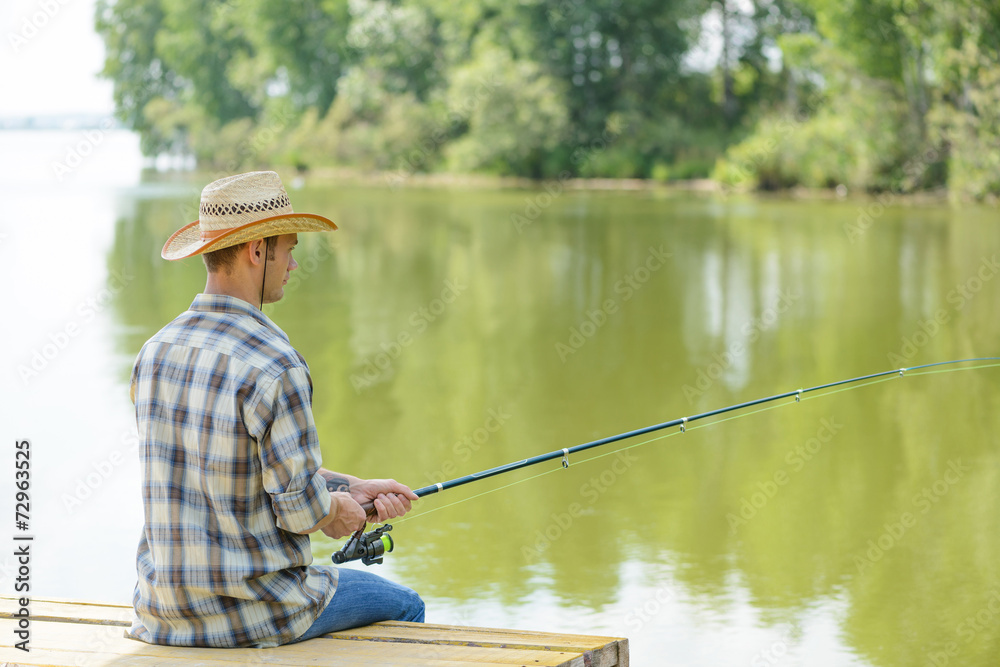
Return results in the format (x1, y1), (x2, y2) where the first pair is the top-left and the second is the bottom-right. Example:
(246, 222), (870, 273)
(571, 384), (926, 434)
(443, 47), (569, 176)
(345, 0), (439, 98)
(935, 60), (1000, 202)
(154, 0), (258, 124)
(96, 0), (1000, 196)
(718, 0), (1000, 199)
(95, 0), (177, 155)
(717, 12), (899, 193)
(799, 0), (906, 81)
(530, 0), (709, 135)
(325, 83), (439, 171)
(715, 82), (912, 191)
(231, 0), (351, 114)
(925, 1), (1000, 201)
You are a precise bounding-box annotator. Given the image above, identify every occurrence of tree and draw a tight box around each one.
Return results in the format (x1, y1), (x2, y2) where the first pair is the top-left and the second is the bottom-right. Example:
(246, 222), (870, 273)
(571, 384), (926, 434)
(443, 46), (569, 176)
(96, 0), (178, 155)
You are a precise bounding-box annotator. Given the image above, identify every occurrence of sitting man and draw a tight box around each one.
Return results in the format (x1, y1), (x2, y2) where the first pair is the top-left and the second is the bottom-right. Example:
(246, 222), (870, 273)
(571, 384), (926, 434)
(126, 171), (423, 648)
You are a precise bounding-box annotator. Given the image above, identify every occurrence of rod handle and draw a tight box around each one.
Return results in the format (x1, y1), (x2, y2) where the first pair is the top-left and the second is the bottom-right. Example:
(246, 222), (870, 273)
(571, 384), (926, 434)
(358, 485), (436, 517)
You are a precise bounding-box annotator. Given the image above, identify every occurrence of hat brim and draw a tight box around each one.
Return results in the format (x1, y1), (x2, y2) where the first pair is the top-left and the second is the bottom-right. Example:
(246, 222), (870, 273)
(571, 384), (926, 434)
(161, 213), (338, 260)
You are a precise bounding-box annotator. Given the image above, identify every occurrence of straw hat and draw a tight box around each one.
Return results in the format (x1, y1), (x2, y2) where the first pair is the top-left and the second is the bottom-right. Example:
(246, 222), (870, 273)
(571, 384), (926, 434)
(161, 171), (337, 260)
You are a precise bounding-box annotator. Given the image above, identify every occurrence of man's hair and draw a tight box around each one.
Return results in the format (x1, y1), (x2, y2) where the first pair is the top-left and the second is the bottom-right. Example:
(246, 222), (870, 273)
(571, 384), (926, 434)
(203, 236), (278, 273)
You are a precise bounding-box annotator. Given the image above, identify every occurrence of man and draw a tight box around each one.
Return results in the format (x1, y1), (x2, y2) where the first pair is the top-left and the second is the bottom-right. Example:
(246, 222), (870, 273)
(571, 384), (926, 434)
(126, 171), (423, 648)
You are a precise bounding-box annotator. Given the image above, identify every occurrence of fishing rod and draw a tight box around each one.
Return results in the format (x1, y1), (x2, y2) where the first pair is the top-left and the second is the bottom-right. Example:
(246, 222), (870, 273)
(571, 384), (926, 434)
(333, 357), (999, 565)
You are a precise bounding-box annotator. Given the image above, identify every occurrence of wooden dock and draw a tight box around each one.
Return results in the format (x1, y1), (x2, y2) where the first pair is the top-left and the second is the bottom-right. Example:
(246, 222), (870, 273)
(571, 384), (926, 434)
(0, 596), (628, 666)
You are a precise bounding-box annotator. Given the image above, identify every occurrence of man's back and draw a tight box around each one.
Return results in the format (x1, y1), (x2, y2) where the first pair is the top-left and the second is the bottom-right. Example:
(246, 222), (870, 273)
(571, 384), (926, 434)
(127, 293), (336, 648)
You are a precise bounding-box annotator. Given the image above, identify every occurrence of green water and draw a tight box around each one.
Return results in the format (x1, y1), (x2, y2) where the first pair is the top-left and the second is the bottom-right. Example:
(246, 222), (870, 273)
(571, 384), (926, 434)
(6, 132), (1000, 665)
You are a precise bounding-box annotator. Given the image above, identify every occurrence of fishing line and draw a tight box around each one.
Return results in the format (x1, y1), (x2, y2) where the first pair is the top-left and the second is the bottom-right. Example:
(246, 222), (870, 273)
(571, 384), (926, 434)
(394, 395), (799, 524)
(903, 361), (1000, 378)
(389, 358), (1000, 527)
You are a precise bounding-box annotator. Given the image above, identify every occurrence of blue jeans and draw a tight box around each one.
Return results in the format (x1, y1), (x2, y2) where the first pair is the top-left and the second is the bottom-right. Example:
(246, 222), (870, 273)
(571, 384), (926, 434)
(293, 567), (425, 642)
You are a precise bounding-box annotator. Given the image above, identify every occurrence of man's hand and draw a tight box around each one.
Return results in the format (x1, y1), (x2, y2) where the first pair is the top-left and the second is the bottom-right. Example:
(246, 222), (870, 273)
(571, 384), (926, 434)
(320, 492), (366, 539)
(350, 479), (419, 523)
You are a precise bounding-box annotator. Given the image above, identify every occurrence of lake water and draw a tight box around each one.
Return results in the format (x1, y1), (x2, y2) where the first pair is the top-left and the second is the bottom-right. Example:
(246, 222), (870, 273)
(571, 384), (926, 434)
(3, 130), (1000, 666)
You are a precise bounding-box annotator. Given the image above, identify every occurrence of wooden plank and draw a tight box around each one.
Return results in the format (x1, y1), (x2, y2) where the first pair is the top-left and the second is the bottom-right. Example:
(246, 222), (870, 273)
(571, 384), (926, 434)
(2, 647), (258, 667)
(330, 626), (627, 667)
(373, 621), (624, 645)
(0, 620), (577, 666)
(376, 619), (624, 645)
(0, 597), (132, 626)
(0, 599), (624, 646)
(0, 595), (132, 610)
(0, 646), (545, 667)
(616, 638), (630, 667)
(330, 623), (610, 651)
(0, 596), (627, 667)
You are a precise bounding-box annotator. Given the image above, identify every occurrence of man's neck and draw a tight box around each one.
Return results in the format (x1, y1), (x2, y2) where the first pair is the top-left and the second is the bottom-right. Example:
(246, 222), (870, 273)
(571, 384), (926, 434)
(205, 271), (261, 309)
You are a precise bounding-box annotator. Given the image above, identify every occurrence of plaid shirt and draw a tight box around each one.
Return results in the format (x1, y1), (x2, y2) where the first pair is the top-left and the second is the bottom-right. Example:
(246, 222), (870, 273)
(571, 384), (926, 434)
(126, 294), (336, 648)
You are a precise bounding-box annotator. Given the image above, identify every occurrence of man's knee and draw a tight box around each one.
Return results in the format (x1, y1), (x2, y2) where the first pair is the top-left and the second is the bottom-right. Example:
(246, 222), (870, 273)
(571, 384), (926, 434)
(401, 589), (425, 623)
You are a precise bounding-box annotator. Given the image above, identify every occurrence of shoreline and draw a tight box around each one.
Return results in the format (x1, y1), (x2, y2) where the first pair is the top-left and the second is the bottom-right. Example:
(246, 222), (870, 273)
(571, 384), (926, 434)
(151, 164), (971, 206)
(282, 167), (961, 205)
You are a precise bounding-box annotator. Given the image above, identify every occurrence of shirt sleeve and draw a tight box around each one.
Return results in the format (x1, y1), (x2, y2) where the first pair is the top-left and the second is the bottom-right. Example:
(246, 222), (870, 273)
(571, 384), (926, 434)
(255, 366), (330, 534)
(129, 345), (143, 405)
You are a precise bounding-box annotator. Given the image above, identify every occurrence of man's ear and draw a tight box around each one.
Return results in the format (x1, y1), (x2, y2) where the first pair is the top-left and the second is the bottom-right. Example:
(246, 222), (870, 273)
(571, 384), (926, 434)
(247, 238), (266, 267)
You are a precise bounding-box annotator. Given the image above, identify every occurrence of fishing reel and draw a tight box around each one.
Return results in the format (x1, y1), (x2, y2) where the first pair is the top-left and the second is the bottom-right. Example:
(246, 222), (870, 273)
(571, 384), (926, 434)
(332, 524), (394, 566)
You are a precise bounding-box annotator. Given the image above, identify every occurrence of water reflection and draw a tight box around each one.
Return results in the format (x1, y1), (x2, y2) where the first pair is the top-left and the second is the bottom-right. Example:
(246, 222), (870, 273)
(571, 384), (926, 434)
(13, 132), (1000, 666)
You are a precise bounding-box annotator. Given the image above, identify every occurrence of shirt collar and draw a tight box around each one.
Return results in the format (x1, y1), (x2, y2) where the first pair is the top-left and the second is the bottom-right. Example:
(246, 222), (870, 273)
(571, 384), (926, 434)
(188, 293), (289, 342)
